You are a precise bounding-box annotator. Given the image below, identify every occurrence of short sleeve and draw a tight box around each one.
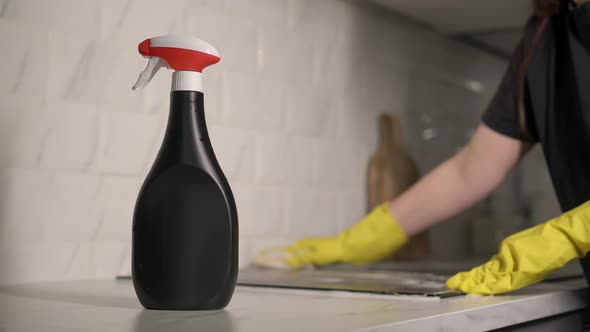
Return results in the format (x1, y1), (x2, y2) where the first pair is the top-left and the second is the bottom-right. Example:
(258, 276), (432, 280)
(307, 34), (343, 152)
(482, 18), (539, 142)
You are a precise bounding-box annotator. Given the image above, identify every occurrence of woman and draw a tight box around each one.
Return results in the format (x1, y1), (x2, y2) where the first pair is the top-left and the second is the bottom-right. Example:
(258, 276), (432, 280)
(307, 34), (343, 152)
(256, 0), (590, 295)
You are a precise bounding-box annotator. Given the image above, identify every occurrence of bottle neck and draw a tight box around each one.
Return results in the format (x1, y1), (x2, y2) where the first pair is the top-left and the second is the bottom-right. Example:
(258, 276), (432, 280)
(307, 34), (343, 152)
(158, 91), (210, 166)
(168, 91), (208, 140)
(172, 71), (202, 92)
(378, 116), (401, 151)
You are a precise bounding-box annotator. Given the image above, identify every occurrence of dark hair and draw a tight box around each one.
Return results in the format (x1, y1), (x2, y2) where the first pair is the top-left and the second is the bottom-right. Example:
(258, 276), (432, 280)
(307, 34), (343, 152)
(533, 0), (562, 17)
(518, 0), (563, 139)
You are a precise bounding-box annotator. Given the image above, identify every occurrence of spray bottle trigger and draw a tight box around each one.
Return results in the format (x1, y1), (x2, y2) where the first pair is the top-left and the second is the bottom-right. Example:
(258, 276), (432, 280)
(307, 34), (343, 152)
(132, 57), (169, 92)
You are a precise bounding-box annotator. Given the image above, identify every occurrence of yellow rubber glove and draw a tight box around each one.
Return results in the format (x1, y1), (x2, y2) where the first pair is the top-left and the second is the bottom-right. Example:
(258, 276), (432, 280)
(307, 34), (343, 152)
(447, 200), (590, 295)
(255, 202), (408, 269)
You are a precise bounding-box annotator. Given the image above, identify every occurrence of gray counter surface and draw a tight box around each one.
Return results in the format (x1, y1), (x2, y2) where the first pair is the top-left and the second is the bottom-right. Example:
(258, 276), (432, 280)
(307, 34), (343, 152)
(0, 278), (589, 331)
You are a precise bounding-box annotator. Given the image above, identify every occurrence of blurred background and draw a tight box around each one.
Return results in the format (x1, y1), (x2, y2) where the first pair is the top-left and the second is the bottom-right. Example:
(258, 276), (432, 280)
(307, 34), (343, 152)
(0, 0), (560, 284)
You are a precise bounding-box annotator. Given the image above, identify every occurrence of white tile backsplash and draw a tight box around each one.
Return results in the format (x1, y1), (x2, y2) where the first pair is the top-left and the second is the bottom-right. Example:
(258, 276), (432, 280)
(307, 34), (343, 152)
(41, 101), (99, 171)
(65, 243), (129, 279)
(0, 93), (47, 168)
(315, 140), (363, 188)
(105, 0), (185, 42)
(46, 31), (91, 99)
(256, 27), (313, 84)
(284, 188), (337, 238)
(233, 185), (284, 237)
(255, 134), (316, 185)
(42, 174), (102, 242)
(92, 177), (142, 242)
(209, 126), (256, 183)
(226, 0), (287, 27)
(67, 39), (146, 109)
(336, 190), (366, 230)
(3, 0), (99, 35)
(201, 70), (223, 122)
(223, 71), (283, 130)
(283, 86), (333, 137)
(335, 98), (378, 145)
(0, 244), (78, 284)
(186, 6), (258, 73)
(0, 170), (51, 243)
(0, 21), (48, 94)
(0, 0), (549, 283)
(93, 112), (161, 175)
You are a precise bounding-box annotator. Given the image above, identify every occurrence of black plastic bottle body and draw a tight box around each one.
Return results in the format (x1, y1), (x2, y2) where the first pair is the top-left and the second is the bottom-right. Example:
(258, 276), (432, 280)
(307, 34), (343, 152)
(132, 91), (238, 310)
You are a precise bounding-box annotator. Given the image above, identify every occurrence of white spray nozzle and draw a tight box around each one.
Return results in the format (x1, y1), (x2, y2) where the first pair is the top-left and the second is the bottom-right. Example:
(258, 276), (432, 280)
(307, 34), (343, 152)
(132, 57), (168, 92)
(132, 35), (221, 92)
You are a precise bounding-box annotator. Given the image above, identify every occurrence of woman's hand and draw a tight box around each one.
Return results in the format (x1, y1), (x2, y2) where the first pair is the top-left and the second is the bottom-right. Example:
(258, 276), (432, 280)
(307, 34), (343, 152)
(447, 200), (590, 294)
(255, 203), (408, 269)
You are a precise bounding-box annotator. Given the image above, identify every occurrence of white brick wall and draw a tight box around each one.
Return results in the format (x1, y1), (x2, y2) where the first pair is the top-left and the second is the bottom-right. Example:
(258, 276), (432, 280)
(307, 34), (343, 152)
(284, 188), (338, 238)
(223, 71), (283, 129)
(0, 93), (47, 168)
(42, 173), (102, 242)
(41, 101), (99, 171)
(93, 112), (161, 175)
(0, 0), (552, 284)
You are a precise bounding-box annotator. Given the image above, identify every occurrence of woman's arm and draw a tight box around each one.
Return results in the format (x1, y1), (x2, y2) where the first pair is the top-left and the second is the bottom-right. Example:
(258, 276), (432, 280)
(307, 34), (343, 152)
(255, 123), (533, 269)
(391, 123), (533, 236)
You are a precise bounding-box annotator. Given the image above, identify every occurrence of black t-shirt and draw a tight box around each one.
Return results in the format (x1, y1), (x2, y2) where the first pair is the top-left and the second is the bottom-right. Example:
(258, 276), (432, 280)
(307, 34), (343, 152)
(482, 7), (590, 213)
(484, 7), (590, 280)
(482, 18), (540, 142)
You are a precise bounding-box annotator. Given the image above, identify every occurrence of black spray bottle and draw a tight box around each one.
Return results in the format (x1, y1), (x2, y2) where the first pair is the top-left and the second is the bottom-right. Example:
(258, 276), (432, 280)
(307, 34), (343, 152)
(131, 36), (238, 310)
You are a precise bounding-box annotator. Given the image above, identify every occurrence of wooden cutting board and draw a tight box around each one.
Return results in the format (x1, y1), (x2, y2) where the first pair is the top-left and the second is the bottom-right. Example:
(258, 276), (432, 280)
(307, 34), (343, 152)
(367, 114), (430, 260)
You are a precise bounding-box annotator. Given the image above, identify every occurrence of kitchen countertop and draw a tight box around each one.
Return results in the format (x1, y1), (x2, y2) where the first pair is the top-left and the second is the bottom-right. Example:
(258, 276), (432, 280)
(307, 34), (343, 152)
(0, 278), (589, 332)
